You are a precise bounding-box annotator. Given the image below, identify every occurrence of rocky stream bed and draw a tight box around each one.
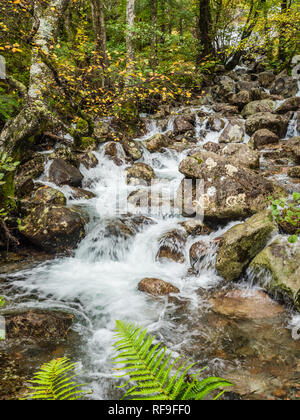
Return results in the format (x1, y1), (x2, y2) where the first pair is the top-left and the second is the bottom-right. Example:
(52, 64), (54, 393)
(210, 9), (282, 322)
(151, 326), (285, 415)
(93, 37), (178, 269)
(1, 59), (300, 400)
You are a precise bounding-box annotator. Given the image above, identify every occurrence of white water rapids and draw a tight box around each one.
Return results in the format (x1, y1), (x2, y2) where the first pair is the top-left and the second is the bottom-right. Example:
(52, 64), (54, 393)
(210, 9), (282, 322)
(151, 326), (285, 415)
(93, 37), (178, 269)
(3, 98), (300, 399)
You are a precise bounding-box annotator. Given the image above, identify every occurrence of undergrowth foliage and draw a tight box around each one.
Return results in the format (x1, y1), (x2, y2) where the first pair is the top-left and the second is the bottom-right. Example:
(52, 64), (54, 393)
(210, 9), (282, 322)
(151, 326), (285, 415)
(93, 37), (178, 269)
(113, 320), (233, 400)
(25, 357), (91, 400)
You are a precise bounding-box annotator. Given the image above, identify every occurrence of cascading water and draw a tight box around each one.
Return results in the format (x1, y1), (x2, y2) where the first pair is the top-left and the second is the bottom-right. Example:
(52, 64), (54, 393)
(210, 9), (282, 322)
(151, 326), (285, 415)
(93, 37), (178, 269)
(2, 90), (300, 400)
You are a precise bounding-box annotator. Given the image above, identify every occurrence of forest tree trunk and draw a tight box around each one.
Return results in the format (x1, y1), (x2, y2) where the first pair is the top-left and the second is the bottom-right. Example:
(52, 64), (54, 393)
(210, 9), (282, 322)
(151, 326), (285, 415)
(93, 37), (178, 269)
(0, 0), (70, 157)
(126, 0), (136, 82)
(196, 0), (213, 68)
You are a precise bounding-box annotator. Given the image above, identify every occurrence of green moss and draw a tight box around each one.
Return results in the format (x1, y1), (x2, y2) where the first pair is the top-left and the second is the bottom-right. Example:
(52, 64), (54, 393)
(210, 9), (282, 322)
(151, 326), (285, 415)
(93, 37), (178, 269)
(77, 137), (97, 151)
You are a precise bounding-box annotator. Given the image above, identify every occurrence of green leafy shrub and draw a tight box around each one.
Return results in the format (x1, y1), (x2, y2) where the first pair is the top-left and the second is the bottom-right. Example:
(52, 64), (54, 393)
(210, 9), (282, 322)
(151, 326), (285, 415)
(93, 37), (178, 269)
(113, 320), (233, 400)
(0, 88), (20, 124)
(25, 357), (91, 400)
(268, 193), (300, 243)
(0, 152), (19, 187)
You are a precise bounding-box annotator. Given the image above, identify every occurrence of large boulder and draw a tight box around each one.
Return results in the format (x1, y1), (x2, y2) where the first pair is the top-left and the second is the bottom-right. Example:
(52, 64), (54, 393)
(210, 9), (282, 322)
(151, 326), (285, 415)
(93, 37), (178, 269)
(215, 211), (277, 282)
(249, 129), (279, 149)
(138, 278), (179, 297)
(276, 97), (300, 114)
(245, 112), (288, 137)
(126, 163), (155, 186)
(219, 119), (245, 144)
(48, 158), (83, 187)
(20, 205), (86, 253)
(120, 138), (142, 161)
(229, 90), (252, 108)
(270, 73), (299, 98)
(258, 71), (276, 89)
(242, 100), (276, 118)
(203, 143), (260, 169)
(146, 133), (172, 152)
(213, 76), (236, 101)
(177, 151), (285, 221)
(250, 238), (300, 310)
(156, 229), (187, 263)
(284, 136), (300, 163)
(174, 115), (195, 134)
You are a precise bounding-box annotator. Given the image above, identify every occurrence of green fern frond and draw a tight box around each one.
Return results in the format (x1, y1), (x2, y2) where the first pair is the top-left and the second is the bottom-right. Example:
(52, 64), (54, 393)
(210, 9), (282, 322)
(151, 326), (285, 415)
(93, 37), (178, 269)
(113, 320), (233, 400)
(25, 357), (91, 400)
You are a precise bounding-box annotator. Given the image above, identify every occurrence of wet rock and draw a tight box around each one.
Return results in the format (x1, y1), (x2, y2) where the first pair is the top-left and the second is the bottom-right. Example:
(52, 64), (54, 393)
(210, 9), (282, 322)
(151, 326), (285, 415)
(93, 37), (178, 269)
(69, 187), (96, 200)
(180, 219), (213, 236)
(242, 100), (276, 118)
(104, 141), (127, 166)
(245, 112), (288, 137)
(249, 129), (280, 149)
(146, 133), (172, 152)
(177, 151), (284, 221)
(237, 80), (259, 92)
(250, 238), (300, 310)
(284, 136), (300, 163)
(20, 205), (86, 254)
(31, 186), (66, 206)
(213, 76), (236, 101)
(258, 71), (276, 89)
(189, 240), (213, 273)
(270, 73), (299, 98)
(216, 211), (278, 282)
(156, 229), (187, 263)
(48, 158), (83, 187)
(174, 115), (195, 134)
(120, 138), (142, 161)
(126, 163), (155, 186)
(219, 143), (260, 169)
(212, 103), (239, 116)
(4, 309), (75, 344)
(219, 119), (245, 144)
(229, 90), (252, 108)
(276, 97), (300, 114)
(15, 155), (45, 198)
(206, 115), (225, 132)
(138, 278), (179, 297)
(288, 166), (300, 178)
(80, 152), (99, 169)
(209, 289), (284, 320)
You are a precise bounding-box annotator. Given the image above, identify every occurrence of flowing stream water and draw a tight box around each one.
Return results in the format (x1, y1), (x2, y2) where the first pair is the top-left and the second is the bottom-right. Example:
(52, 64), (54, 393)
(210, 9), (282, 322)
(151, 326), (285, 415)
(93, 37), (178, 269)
(1, 87), (300, 400)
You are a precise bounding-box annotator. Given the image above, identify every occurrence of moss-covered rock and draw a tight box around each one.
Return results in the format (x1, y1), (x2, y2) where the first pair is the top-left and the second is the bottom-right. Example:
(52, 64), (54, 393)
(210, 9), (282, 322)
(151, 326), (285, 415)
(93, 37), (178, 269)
(242, 100), (276, 118)
(77, 137), (97, 151)
(216, 211), (278, 282)
(250, 238), (300, 310)
(32, 186), (66, 206)
(126, 163), (155, 186)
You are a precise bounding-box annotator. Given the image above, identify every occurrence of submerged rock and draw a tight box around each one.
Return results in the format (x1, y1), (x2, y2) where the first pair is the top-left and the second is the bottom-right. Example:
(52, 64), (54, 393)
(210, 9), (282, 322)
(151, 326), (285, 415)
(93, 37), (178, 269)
(209, 289), (284, 320)
(4, 309), (75, 344)
(156, 229), (187, 263)
(177, 151), (284, 221)
(284, 136), (300, 163)
(20, 205), (86, 254)
(189, 240), (213, 273)
(250, 238), (300, 310)
(138, 278), (179, 296)
(216, 211), (277, 282)
(48, 158), (83, 187)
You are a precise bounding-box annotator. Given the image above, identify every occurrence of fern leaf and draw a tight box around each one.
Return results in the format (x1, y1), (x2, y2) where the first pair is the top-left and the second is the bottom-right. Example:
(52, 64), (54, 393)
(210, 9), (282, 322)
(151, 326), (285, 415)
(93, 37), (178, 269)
(113, 321), (233, 401)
